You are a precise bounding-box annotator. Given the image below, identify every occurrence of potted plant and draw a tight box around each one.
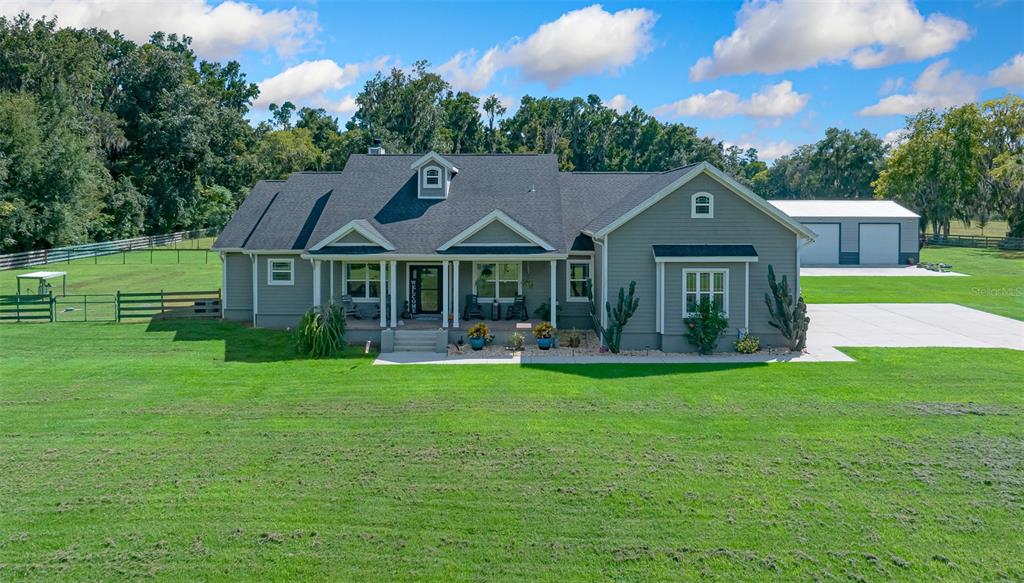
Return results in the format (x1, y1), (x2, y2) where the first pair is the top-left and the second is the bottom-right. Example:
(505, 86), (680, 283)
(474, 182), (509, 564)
(467, 322), (490, 350)
(533, 321), (555, 350)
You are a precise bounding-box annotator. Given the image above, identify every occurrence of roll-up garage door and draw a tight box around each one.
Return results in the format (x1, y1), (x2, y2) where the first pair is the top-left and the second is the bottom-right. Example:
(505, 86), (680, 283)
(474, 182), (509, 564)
(859, 223), (900, 264)
(803, 223), (840, 265)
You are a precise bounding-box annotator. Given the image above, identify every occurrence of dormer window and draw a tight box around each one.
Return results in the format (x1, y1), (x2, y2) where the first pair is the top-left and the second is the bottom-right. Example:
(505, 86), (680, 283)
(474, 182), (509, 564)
(423, 166), (441, 188)
(692, 193), (714, 218)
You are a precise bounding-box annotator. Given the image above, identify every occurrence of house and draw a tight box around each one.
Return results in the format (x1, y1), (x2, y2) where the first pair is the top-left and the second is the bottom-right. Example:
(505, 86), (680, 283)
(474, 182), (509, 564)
(213, 149), (816, 352)
(768, 200), (920, 266)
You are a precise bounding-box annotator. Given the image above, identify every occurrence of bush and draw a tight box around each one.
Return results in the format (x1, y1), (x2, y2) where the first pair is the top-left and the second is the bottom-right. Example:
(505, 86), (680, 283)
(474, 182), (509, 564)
(467, 322), (490, 339)
(533, 321), (554, 339)
(734, 333), (761, 354)
(508, 331), (525, 350)
(294, 305), (346, 358)
(562, 329), (581, 348)
(684, 299), (729, 355)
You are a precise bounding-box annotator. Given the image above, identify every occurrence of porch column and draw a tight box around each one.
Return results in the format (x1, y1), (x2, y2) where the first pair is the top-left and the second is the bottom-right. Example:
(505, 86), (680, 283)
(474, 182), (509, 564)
(312, 259), (322, 309)
(441, 260), (450, 328)
(549, 259), (557, 328)
(329, 260), (335, 305)
(379, 260), (386, 328)
(744, 261), (750, 332)
(250, 253), (258, 327)
(452, 260), (460, 328)
(389, 260), (397, 328)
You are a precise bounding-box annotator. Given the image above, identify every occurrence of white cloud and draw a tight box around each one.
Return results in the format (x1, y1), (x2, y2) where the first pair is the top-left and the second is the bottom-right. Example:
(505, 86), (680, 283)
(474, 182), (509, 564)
(605, 94), (634, 114)
(0, 0), (318, 60)
(882, 128), (908, 146)
(878, 77), (905, 96)
(989, 54), (1024, 90)
(254, 58), (387, 110)
(318, 95), (359, 116)
(690, 0), (970, 81)
(858, 60), (980, 116)
(725, 138), (798, 161)
(439, 4), (657, 91)
(653, 81), (809, 119)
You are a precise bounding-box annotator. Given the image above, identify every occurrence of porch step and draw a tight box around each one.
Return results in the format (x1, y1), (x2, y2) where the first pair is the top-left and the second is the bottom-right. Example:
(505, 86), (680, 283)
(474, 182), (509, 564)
(392, 329), (445, 353)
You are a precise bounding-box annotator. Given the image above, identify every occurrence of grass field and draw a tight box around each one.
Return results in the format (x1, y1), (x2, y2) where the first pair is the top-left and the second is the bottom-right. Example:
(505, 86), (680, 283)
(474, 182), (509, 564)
(925, 220), (1010, 237)
(0, 321), (1022, 581)
(802, 247), (1024, 320)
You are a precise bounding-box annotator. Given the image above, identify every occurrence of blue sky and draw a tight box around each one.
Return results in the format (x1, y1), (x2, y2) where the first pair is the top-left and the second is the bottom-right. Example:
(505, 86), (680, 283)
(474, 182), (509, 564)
(6, 0), (1023, 159)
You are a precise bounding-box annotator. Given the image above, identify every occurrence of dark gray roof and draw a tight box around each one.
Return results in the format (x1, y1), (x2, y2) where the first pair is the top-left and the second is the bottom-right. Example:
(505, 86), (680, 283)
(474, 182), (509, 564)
(214, 155), (709, 254)
(308, 245), (389, 256)
(652, 244), (758, 258)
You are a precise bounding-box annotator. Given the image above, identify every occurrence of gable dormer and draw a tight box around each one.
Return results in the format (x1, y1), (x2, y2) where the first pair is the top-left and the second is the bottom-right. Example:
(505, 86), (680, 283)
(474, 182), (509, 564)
(411, 151), (458, 199)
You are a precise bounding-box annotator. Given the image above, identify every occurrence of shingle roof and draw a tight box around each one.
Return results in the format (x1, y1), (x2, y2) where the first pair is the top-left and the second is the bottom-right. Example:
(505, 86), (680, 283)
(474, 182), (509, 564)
(213, 180), (283, 249)
(652, 244), (758, 258)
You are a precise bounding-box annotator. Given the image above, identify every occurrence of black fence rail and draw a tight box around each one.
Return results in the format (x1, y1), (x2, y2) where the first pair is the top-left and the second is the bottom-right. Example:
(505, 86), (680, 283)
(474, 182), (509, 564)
(926, 233), (1024, 250)
(0, 228), (218, 270)
(53, 294), (117, 322)
(0, 294), (54, 322)
(116, 290), (221, 321)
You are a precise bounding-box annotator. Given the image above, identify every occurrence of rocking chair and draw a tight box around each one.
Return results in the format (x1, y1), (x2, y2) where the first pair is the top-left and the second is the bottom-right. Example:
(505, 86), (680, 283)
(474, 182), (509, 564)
(463, 294), (484, 320)
(340, 294), (359, 318)
(505, 295), (528, 321)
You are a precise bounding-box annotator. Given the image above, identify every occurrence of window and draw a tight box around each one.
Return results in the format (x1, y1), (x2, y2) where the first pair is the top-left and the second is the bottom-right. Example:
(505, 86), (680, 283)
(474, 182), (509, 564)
(691, 192), (714, 218)
(566, 259), (592, 302)
(345, 262), (381, 300)
(267, 258), (293, 285)
(423, 166), (441, 188)
(683, 269), (728, 315)
(474, 262), (520, 301)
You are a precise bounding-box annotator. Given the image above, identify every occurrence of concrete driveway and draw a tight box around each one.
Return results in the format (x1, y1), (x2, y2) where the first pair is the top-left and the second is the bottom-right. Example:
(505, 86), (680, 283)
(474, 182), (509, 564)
(802, 266), (966, 277)
(807, 303), (1024, 360)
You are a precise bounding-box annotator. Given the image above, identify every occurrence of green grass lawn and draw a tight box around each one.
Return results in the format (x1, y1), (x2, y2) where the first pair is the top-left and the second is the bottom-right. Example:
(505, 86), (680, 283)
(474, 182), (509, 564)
(1, 320), (1022, 581)
(925, 220), (1010, 238)
(802, 247), (1024, 320)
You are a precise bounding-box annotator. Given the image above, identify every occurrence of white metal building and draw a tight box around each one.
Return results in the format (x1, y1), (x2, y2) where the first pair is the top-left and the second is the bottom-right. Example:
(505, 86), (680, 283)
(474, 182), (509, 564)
(768, 200), (920, 266)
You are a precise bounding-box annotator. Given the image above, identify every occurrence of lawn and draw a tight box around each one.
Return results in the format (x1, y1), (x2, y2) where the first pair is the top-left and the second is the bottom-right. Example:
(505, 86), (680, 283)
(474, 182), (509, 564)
(925, 219), (1010, 238)
(1, 321), (1022, 581)
(802, 247), (1024, 320)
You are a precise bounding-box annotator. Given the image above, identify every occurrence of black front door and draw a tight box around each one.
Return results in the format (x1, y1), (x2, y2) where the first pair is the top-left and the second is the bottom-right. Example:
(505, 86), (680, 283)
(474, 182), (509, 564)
(409, 265), (441, 314)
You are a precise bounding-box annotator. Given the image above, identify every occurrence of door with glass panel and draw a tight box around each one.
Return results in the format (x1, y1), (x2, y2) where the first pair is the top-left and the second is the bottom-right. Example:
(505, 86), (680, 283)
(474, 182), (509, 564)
(409, 265), (441, 314)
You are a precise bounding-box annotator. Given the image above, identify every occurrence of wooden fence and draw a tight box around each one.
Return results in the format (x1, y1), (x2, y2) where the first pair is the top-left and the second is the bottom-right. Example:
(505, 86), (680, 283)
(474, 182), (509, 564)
(926, 233), (1024, 250)
(116, 290), (222, 321)
(0, 228), (218, 270)
(0, 294), (54, 322)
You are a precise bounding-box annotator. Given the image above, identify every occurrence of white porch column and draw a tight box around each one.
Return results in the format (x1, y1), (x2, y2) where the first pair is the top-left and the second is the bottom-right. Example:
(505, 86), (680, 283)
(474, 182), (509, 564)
(601, 235), (609, 329)
(452, 260), (460, 327)
(389, 260), (397, 328)
(442, 260), (450, 328)
(744, 261), (750, 332)
(250, 253), (258, 327)
(329, 260), (335, 305)
(379, 260), (387, 328)
(220, 252), (227, 312)
(549, 259), (557, 328)
(312, 259), (322, 309)
(656, 262), (664, 333)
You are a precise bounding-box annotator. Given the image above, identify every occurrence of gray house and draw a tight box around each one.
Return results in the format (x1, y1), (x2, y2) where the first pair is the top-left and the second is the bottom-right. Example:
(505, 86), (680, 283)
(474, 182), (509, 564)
(213, 150), (815, 352)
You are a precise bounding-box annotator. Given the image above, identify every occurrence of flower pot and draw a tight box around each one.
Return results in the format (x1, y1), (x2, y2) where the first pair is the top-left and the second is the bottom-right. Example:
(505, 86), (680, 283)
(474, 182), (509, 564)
(469, 337), (486, 350)
(536, 337), (553, 350)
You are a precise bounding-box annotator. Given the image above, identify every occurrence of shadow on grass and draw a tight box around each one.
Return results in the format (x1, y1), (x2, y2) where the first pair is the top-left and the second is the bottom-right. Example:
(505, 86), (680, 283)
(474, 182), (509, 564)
(519, 361), (769, 379)
(145, 318), (369, 364)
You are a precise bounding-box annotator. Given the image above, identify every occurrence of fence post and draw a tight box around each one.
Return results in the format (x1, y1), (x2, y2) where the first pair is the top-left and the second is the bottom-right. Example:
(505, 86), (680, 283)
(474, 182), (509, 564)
(160, 290), (165, 315)
(15, 294), (20, 323)
(177, 249), (180, 264)
(115, 290), (120, 322)
(49, 292), (55, 323)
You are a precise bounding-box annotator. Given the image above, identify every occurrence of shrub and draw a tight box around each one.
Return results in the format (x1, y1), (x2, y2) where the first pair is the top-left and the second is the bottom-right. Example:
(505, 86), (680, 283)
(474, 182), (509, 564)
(764, 264), (809, 351)
(734, 333), (761, 354)
(533, 321), (554, 339)
(294, 305), (346, 358)
(508, 331), (525, 350)
(562, 329), (581, 348)
(467, 322), (490, 339)
(684, 299), (729, 355)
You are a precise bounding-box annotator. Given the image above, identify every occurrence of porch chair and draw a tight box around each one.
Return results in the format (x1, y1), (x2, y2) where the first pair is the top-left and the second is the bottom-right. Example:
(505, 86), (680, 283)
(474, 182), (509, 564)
(340, 295), (359, 318)
(505, 295), (528, 321)
(463, 294), (484, 320)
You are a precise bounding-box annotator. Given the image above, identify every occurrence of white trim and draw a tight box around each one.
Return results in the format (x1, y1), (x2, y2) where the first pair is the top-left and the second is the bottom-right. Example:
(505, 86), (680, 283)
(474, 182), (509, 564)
(308, 219), (395, 252)
(389, 260), (397, 328)
(251, 254), (258, 326)
(410, 151), (458, 173)
(220, 252), (227, 313)
(593, 162), (815, 240)
(452, 260), (460, 328)
(657, 262), (665, 334)
(471, 261), (522, 302)
(682, 269), (730, 317)
(566, 259), (593, 302)
(343, 261), (383, 302)
(302, 253), (566, 262)
(691, 192), (714, 218)
(267, 258), (294, 286)
(744, 262), (750, 332)
(600, 235), (609, 330)
(379, 260), (386, 328)
(312, 259), (321, 308)
(654, 256), (759, 263)
(438, 209), (555, 251)
(422, 166), (442, 188)
(442, 261), (450, 328)
(549, 259), (557, 328)
(329, 260), (335, 305)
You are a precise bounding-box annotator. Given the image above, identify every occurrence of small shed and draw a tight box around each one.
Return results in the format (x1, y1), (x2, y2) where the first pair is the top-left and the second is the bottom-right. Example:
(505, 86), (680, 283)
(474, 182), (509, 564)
(16, 271), (67, 296)
(768, 200), (920, 266)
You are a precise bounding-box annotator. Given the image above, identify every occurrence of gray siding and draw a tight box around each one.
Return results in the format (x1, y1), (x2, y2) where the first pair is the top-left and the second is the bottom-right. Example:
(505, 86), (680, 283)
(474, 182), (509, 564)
(223, 252), (252, 321)
(334, 231), (372, 245)
(605, 173), (798, 350)
(255, 254), (312, 329)
(460, 221), (533, 245)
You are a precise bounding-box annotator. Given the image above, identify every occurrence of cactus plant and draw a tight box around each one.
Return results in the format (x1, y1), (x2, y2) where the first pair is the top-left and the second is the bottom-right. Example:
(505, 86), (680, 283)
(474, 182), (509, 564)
(764, 264), (809, 351)
(587, 280), (639, 353)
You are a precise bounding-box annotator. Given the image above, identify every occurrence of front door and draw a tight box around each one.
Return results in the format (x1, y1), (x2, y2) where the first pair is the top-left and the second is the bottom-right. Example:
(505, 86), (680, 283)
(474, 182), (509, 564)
(409, 265), (442, 314)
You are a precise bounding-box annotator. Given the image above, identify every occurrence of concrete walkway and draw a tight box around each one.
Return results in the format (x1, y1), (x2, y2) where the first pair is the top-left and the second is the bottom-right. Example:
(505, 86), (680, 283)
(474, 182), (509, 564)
(802, 266), (966, 277)
(374, 303), (1022, 366)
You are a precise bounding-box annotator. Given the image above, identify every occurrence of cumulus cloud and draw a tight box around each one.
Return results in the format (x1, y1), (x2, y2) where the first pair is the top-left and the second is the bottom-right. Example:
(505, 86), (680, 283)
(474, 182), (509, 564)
(690, 0), (970, 81)
(254, 58), (387, 111)
(989, 54), (1024, 90)
(882, 128), (908, 146)
(858, 60), (980, 116)
(725, 138), (798, 161)
(604, 94), (634, 114)
(439, 4), (657, 91)
(652, 81), (808, 119)
(0, 0), (318, 60)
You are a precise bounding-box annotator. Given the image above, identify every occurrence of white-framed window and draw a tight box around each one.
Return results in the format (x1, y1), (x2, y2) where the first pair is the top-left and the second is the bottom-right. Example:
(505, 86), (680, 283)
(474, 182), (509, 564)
(267, 258), (294, 285)
(566, 259), (592, 302)
(691, 192), (714, 218)
(345, 262), (381, 301)
(422, 166), (441, 188)
(683, 269), (728, 316)
(473, 262), (521, 302)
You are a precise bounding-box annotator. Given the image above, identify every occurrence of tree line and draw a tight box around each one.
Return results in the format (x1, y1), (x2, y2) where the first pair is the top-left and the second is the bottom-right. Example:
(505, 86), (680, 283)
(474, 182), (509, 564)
(2, 15), (1021, 253)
